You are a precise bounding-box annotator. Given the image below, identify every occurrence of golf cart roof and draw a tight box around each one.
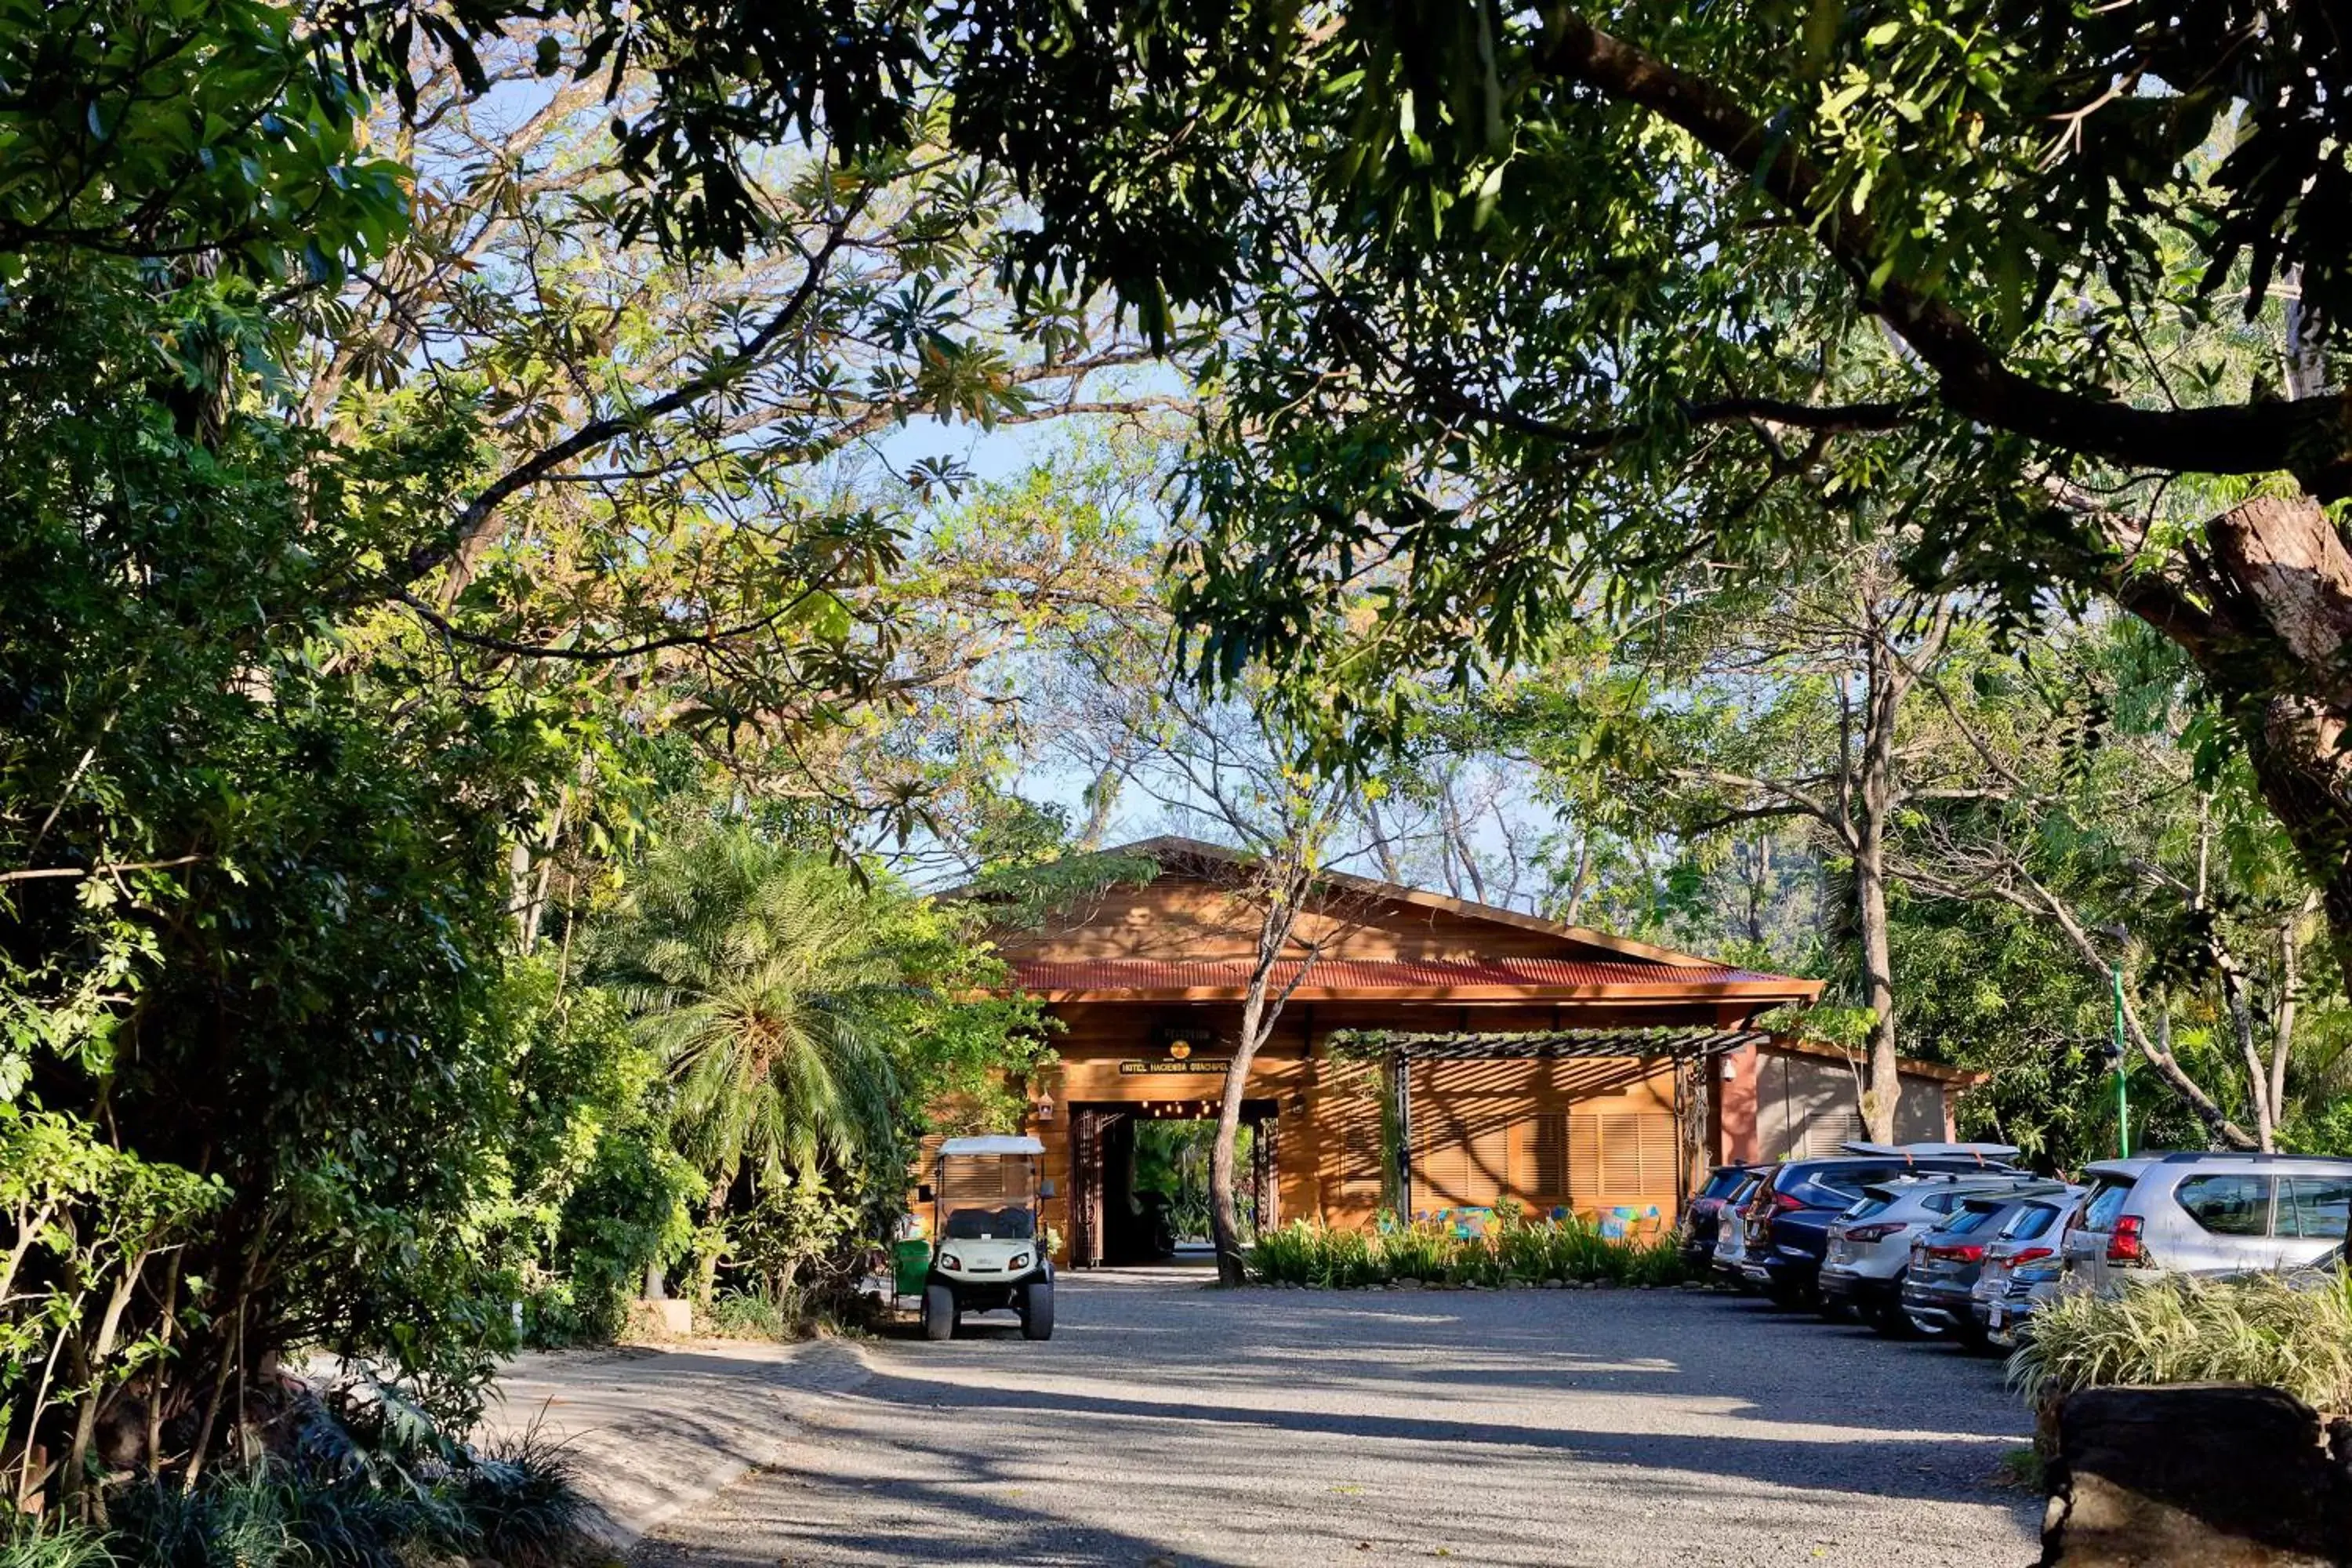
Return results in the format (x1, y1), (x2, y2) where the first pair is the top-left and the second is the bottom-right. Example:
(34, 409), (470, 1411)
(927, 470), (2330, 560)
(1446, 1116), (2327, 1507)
(938, 1134), (1045, 1157)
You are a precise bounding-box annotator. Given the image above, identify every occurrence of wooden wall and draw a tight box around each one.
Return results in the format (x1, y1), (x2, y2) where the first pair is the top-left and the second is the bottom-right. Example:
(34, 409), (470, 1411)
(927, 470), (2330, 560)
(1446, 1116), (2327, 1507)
(999, 1000), (1689, 1260)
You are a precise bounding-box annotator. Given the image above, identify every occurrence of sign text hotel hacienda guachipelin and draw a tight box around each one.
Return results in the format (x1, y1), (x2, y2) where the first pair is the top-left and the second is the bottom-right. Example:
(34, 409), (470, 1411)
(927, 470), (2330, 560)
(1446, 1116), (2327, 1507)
(1118, 1058), (1233, 1075)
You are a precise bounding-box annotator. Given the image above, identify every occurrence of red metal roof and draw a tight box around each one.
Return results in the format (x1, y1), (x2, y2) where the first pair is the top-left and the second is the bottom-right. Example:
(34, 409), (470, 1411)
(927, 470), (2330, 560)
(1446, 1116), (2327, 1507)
(1003, 956), (1802, 996)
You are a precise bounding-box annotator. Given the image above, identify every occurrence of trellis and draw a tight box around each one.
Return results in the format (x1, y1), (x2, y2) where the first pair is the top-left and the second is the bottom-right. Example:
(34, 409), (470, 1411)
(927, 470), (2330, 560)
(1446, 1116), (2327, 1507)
(1326, 1026), (1771, 1215)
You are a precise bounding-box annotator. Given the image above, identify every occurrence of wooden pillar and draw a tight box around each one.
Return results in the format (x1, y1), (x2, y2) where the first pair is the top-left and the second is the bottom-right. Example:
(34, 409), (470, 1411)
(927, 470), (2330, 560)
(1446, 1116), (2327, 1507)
(1388, 1050), (1413, 1217)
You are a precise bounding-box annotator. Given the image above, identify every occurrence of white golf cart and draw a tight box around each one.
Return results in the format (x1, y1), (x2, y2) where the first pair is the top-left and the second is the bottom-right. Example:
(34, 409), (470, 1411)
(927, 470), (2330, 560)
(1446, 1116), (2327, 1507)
(921, 1134), (1054, 1341)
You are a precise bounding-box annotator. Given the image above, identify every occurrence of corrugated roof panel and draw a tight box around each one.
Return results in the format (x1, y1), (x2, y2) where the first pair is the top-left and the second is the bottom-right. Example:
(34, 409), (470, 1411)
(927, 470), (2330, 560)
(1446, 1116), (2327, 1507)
(1002, 956), (1791, 993)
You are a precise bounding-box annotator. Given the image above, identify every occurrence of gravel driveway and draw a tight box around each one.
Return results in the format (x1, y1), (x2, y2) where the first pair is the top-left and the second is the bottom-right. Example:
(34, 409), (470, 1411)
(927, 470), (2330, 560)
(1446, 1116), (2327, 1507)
(634, 1269), (2041, 1568)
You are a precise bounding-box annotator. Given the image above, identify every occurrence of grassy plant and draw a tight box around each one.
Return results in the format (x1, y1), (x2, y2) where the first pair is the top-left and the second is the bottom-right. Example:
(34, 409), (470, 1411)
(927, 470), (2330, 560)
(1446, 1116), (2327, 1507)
(2013, 1269), (2352, 1414)
(459, 1428), (597, 1568)
(1245, 1214), (1689, 1288)
(1378, 1222), (1450, 1283)
(1247, 1221), (1320, 1284)
(1, 1524), (116, 1568)
(110, 1468), (307, 1568)
(1622, 1237), (1691, 1288)
(102, 1419), (596, 1568)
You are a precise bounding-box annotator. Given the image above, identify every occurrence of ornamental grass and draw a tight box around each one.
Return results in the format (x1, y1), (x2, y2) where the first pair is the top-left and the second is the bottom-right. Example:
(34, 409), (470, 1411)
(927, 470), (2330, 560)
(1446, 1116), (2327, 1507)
(1247, 1207), (1690, 1289)
(2012, 1267), (2352, 1415)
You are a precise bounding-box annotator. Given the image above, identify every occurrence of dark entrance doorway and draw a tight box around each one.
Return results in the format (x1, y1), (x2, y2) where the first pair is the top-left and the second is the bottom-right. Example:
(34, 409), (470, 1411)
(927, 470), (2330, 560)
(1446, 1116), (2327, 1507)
(1068, 1100), (1279, 1268)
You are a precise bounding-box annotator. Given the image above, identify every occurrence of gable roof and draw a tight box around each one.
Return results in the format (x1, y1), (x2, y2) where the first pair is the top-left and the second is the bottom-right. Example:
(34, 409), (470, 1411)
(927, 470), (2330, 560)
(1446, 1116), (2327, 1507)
(1014, 834), (1745, 971)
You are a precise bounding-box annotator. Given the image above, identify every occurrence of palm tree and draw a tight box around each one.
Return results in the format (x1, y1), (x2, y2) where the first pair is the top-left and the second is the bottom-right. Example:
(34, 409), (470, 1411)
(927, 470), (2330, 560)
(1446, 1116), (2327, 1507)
(599, 828), (903, 1306)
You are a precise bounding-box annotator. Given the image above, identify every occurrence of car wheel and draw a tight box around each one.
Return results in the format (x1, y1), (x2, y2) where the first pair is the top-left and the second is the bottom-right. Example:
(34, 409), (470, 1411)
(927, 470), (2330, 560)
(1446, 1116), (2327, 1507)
(1865, 1300), (1917, 1338)
(922, 1284), (956, 1341)
(1020, 1280), (1054, 1341)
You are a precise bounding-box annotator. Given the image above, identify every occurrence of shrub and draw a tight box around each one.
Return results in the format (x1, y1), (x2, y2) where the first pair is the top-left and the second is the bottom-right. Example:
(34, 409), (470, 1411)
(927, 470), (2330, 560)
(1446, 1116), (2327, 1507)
(103, 1384), (597, 1568)
(1245, 1214), (1690, 1289)
(706, 1285), (793, 1340)
(2013, 1269), (2352, 1415)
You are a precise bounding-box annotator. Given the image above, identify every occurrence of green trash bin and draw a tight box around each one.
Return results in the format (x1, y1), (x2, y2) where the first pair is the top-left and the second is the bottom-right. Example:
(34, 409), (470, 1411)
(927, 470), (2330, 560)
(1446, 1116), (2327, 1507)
(892, 1238), (931, 1297)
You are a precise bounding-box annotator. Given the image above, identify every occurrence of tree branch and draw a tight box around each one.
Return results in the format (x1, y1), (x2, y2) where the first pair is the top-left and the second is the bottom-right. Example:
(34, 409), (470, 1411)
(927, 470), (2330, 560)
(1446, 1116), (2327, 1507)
(1533, 8), (2352, 497)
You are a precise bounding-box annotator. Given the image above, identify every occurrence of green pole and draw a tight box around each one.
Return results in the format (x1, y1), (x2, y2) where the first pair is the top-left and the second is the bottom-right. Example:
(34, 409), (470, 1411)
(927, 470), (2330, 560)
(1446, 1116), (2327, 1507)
(2112, 966), (2131, 1158)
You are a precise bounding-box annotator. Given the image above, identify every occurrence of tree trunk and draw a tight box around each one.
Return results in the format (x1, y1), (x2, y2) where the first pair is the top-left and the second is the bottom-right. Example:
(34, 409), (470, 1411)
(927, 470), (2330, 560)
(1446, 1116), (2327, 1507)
(1210, 884), (1310, 1287)
(2147, 497), (2352, 1002)
(1854, 627), (1904, 1143)
(695, 1174), (731, 1309)
(1210, 975), (1279, 1287)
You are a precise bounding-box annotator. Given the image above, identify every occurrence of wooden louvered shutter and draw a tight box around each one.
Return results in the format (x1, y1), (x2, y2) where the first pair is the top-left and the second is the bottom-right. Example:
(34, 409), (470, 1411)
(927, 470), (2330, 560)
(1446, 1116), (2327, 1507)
(1341, 1115), (1383, 1195)
(1569, 1113), (1602, 1206)
(1464, 1116), (1506, 1207)
(1514, 1112), (1568, 1207)
(1601, 1113), (1646, 1196)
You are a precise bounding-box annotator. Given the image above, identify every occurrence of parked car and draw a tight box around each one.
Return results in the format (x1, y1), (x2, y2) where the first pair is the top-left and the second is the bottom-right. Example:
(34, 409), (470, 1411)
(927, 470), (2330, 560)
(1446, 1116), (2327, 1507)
(1711, 1171), (1766, 1283)
(1983, 1251), (2067, 1349)
(1905, 1185), (2082, 1347)
(2060, 1152), (2352, 1293)
(1682, 1164), (1764, 1271)
(1818, 1172), (2055, 1334)
(1737, 1144), (2021, 1307)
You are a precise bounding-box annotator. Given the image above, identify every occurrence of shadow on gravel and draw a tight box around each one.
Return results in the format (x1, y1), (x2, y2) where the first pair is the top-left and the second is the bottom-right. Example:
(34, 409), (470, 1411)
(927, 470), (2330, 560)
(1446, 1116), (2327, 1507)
(836, 1362), (2016, 1508)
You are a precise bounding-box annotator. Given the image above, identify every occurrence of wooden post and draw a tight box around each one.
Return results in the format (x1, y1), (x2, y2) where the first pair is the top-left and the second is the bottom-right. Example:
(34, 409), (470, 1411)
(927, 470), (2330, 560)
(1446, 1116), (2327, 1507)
(1388, 1050), (1413, 1218)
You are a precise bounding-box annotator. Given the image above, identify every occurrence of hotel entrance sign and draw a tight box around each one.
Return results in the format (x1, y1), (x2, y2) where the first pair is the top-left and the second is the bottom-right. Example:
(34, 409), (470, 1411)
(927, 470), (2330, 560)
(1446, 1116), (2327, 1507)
(1118, 1058), (1232, 1076)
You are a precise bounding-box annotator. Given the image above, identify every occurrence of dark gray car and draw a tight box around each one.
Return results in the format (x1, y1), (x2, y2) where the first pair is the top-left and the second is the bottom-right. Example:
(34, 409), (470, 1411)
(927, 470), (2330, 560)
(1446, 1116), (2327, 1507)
(1903, 1185), (2078, 1347)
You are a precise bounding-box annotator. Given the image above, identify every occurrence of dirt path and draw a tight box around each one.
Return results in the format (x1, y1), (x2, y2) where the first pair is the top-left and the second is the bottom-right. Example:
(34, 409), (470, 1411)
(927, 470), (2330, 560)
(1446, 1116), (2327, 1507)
(630, 1270), (2041, 1567)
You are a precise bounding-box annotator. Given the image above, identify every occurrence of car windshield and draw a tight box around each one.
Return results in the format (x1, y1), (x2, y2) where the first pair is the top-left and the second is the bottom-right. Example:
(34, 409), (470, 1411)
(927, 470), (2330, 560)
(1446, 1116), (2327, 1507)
(2005, 1203), (2060, 1241)
(1943, 1204), (2002, 1235)
(1700, 1168), (1751, 1200)
(943, 1206), (1036, 1240)
(1844, 1192), (1896, 1221)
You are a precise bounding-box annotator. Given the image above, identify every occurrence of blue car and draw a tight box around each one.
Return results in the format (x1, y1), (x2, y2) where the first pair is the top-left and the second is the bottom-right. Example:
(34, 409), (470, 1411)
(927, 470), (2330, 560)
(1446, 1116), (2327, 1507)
(1736, 1144), (2021, 1308)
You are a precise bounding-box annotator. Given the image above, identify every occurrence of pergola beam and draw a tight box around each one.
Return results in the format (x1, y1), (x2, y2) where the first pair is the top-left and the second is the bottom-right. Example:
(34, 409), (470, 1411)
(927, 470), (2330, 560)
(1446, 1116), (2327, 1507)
(1331, 1025), (1769, 1061)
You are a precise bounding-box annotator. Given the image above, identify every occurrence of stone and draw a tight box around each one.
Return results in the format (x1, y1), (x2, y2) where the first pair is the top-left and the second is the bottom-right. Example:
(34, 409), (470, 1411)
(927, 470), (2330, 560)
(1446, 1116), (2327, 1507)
(2041, 1384), (2352, 1566)
(627, 1298), (693, 1338)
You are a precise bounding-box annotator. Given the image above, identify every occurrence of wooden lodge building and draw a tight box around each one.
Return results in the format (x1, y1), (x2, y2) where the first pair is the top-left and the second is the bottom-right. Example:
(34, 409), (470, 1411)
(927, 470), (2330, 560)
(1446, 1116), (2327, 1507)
(971, 838), (1978, 1268)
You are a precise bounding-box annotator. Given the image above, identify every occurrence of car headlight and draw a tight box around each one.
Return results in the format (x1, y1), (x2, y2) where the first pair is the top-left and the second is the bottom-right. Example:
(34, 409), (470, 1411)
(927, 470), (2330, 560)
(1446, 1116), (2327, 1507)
(1009, 1252), (1030, 1269)
(940, 1252), (964, 1272)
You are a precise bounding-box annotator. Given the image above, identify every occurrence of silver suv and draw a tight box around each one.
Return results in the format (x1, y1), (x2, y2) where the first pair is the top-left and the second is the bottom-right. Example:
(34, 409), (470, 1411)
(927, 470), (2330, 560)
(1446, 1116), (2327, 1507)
(2061, 1152), (2352, 1291)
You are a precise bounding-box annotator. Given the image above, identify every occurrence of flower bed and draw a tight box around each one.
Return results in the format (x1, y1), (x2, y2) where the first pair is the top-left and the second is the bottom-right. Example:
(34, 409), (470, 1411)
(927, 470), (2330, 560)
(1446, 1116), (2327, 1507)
(1248, 1210), (1691, 1289)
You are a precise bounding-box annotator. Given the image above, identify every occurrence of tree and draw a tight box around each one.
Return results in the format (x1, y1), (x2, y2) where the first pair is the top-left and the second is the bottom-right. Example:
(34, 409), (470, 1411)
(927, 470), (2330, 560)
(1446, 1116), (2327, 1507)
(597, 831), (905, 1304)
(877, 1), (2352, 992)
(596, 821), (1050, 1304)
(1497, 540), (1995, 1140)
(1890, 623), (2349, 1152)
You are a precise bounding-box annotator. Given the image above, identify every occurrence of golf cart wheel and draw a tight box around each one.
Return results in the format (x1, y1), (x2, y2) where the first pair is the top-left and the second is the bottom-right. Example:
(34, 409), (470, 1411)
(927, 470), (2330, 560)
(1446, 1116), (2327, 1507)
(1020, 1280), (1054, 1341)
(922, 1284), (957, 1341)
